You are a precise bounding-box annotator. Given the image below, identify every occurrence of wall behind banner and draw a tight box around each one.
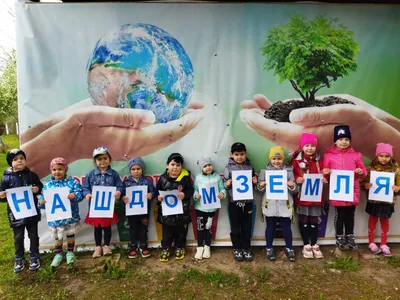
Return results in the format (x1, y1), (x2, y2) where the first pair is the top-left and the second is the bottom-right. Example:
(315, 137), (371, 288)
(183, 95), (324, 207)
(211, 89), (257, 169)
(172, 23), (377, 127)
(15, 2), (400, 249)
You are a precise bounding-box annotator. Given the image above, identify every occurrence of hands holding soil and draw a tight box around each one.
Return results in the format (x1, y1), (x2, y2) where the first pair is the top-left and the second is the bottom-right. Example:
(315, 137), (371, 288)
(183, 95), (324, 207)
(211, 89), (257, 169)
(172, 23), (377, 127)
(240, 94), (400, 160)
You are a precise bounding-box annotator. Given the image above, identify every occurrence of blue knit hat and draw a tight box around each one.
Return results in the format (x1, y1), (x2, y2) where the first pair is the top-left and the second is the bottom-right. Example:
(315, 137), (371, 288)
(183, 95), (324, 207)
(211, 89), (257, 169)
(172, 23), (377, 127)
(128, 157), (144, 170)
(334, 125), (351, 143)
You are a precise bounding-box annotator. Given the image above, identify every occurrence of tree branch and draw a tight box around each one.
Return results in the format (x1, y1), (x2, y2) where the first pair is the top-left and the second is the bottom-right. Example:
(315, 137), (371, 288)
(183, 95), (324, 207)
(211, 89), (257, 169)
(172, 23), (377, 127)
(290, 80), (307, 101)
(313, 78), (335, 95)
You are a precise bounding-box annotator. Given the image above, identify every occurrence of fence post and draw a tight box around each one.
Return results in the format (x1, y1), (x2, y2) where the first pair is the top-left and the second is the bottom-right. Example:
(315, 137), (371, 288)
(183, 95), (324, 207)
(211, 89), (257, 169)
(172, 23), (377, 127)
(5, 124), (9, 135)
(16, 122), (19, 135)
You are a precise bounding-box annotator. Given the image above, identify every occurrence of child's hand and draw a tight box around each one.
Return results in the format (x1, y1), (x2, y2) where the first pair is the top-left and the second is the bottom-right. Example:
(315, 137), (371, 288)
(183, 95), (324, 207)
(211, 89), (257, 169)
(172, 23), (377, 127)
(226, 179), (232, 187)
(194, 193), (201, 200)
(323, 168), (331, 175)
(39, 199), (46, 206)
(322, 178), (328, 184)
(86, 194), (92, 201)
(259, 181), (266, 188)
(364, 183), (372, 190)
(217, 192), (224, 199)
(67, 193), (76, 200)
(296, 177), (304, 184)
(122, 196), (129, 204)
(287, 181), (295, 189)
(147, 192), (153, 200)
(178, 192), (185, 200)
(158, 195), (163, 202)
(252, 176), (257, 184)
(0, 191), (6, 199)
(115, 191), (121, 199)
(32, 186), (39, 193)
(392, 185), (400, 193)
(355, 168), (364, 176)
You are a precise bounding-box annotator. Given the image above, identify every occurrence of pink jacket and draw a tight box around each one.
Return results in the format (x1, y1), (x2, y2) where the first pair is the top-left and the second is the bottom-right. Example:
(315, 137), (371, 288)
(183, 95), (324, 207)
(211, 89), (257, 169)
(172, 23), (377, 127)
(323, 146), (367, 206)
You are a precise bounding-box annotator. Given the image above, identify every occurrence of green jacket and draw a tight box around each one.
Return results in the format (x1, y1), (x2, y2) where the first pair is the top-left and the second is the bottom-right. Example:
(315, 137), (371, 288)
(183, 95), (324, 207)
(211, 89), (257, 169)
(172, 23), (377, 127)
(193, 172), (226, 213)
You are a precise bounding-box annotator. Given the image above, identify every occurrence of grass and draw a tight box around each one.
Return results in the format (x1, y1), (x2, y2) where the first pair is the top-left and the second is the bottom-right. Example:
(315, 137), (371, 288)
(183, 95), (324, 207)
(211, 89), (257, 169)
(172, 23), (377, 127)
(328, 255), (361, 271)
(387, 256), (400, 267)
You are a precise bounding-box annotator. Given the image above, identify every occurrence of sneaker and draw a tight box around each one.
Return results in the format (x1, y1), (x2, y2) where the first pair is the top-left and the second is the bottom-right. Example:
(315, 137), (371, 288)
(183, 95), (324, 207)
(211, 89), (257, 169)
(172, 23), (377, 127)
(139, 247), (151, 258)
(346, 234), (358, 250)
(368, 243), (382, 255)
(194, 246), (204, 260)
(266, 248), (276, 261)
(66, 252), (76, 265)
(380, 245), (392, 257)
(51, 253), (63, 267)
(14, 259), (25, 273)
(102, 245), (112, 256)
(128, 249), (138, 259)
(336, 235), (349, 250)
(302, 244), (314, 259)
(242, 249), (254, 262)
(160, 248), (170, 262)
(285, 248), (296, 262)
(92, 246), (103, 258)
(233, 249), (243, 262)
(175, 248), (185, 260)
(29, 257), (40, 271)
(202, 245), (211, 259)
(311, 244), (324, 259)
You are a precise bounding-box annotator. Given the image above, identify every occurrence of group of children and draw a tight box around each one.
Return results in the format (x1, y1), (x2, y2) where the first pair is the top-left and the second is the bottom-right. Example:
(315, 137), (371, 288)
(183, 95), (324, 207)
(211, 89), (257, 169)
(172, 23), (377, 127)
(0, 124), (399, 273)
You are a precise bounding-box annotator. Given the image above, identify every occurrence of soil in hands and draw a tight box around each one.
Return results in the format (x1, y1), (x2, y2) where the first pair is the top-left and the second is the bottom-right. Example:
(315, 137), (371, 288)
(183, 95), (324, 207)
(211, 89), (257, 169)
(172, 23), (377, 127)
(264, 96), (355, 123)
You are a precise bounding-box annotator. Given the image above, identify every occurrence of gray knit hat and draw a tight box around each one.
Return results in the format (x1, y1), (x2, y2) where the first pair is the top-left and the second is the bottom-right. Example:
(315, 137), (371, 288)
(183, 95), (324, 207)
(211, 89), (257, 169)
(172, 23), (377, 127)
(198, 156), (213, 170)
(128, 157), (145, 170)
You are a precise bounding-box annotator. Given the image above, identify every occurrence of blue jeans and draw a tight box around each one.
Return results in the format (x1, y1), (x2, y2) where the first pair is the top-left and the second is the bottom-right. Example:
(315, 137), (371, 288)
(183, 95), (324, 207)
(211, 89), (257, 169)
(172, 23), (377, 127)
(265, 217), (292, 249)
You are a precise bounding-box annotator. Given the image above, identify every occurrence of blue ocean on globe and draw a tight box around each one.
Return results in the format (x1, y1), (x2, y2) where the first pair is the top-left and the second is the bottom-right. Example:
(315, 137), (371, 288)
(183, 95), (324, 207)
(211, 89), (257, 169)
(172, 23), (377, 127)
(87, 23), (194, 123)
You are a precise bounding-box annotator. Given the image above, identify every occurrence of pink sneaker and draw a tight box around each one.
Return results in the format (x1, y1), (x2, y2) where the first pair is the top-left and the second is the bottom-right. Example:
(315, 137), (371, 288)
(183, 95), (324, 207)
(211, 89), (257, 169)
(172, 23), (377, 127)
(92, 246), (103, 258)
(312, 244), (324, 259)
(368, 243), (381, 255)
(102, 245), (112, 256)
(380, 245), (392, 257)
(302, 244), (314, 259)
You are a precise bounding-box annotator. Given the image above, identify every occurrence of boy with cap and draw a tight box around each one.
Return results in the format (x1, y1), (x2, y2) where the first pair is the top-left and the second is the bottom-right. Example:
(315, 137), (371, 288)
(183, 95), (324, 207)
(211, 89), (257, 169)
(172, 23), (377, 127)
(223, 142), (257, 262)
(323, 125), (367, 250)
(122, 157), (158, 259)
(0, 149), (43, 273)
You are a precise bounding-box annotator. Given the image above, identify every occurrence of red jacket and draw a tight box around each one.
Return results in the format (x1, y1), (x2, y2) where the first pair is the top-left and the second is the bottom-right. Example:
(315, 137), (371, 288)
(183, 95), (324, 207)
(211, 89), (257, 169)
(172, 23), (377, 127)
(291, 150), (324, 207)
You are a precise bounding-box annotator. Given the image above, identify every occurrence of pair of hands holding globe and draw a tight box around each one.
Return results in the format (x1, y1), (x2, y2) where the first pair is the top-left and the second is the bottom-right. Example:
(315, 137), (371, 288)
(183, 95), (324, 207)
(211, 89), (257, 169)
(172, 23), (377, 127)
(21, 93), (399, 178)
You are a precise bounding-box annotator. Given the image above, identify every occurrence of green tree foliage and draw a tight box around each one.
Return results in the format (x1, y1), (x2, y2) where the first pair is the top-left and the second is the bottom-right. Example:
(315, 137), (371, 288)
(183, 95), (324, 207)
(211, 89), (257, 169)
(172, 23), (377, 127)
(0, 50), (18, 123)
(261, 15), (359, 103)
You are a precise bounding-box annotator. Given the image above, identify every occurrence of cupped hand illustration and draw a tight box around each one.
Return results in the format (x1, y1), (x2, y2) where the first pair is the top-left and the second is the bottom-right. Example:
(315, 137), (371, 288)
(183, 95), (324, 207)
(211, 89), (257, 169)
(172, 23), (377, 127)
(21, 98), (203, 178)
(240, 94), (400, 160)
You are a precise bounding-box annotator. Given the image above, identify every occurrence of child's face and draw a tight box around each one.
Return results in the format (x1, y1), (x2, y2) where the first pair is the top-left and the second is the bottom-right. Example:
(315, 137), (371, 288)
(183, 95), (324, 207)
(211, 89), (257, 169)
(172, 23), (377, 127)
(270, 156), (284, 168)
(202, 164), (214, 175)
(130, 165), (143, 179)
(336, 138), (350, 150)
(167, 160), (182, 178)
(231, 151), (246, 164)
(95, 154), (110, 170)
(377, 153), (391, 165)
(51, 164), (67, 180)
(11, 154), (26, 171)
(302, 144), (317, 156)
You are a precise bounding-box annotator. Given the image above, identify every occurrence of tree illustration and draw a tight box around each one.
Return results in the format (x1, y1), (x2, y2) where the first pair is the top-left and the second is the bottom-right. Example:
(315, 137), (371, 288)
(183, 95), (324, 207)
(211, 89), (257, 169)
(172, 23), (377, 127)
(261, 14), (359, 103)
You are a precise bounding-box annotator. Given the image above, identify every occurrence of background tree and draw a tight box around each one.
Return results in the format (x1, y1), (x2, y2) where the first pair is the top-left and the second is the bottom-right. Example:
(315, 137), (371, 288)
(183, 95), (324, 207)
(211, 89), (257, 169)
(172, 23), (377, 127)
(0, 49), (17, 124)
(261, 14), (359, 103)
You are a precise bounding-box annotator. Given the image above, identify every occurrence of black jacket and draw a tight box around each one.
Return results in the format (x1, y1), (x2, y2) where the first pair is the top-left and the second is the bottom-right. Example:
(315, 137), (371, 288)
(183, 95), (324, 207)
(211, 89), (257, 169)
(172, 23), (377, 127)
(156, 169), (193, 226)
(1, 167), (43, 228)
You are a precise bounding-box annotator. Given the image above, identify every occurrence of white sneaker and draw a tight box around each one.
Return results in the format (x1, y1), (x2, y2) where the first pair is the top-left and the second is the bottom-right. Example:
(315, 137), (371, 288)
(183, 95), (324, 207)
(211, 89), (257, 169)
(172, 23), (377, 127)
(312, 244), (324, 259)
(194, 247), (204, 260)
(302, 244), (314, 259)
(203, 245), (211, 259)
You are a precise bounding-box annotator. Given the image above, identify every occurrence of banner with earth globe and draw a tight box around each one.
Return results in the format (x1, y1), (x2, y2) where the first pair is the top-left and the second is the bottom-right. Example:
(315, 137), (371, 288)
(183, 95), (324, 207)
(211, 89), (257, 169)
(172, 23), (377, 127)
(15, 2), (400, 250)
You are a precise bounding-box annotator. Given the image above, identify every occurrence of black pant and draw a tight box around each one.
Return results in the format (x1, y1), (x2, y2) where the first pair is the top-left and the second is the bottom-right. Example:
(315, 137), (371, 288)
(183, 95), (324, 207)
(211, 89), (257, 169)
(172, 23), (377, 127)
(228, 201), (253, 250)
(298, 215), (319, 246)
(13, 222), (39, 259)
(161, 224), (188, 249)
(127, 214), (149, 249)
(94, 225), (112, 246)
(335, 206), (356, 235)
(196, 210), (215, 247)
(266, 217), (292, 249)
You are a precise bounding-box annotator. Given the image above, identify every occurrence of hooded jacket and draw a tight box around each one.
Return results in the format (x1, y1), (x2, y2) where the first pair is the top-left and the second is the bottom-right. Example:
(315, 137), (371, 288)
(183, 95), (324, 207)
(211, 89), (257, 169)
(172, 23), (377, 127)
(223, 157), (255, 203)
(121, 175), (158, 212)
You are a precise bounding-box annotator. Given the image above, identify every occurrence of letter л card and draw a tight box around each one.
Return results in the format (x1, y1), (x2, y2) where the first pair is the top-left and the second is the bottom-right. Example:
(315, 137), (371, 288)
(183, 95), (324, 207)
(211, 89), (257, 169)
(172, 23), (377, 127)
(329, 170), (354, 202)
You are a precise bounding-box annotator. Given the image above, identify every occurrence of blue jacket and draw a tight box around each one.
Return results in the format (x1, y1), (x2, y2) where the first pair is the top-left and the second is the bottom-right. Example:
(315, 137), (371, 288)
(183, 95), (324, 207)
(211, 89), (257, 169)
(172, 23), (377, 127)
(39, 176), (84, 226)
(0, 167), (43, 228)
(82, 167), (124, 197)
(122, 176), (158, 214)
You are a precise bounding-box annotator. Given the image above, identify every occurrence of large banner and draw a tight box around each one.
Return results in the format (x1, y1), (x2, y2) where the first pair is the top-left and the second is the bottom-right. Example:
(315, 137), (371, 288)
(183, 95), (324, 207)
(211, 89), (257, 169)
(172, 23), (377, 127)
(15, 2), (400, 249)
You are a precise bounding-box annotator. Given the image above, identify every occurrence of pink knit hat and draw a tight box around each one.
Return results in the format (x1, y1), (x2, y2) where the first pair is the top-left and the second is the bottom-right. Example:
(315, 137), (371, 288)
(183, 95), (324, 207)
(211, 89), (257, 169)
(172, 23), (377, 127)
(375, 143), (393, 157)
(301, 133), (318, 149)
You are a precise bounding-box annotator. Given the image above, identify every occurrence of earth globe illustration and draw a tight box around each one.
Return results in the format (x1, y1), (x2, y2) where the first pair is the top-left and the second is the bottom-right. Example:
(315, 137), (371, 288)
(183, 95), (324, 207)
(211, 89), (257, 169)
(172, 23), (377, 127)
(87, 23), (194, 123)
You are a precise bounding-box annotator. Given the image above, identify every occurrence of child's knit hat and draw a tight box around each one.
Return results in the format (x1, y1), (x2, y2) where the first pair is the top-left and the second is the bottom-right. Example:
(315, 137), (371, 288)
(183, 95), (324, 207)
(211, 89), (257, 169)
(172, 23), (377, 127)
(198, 156), (213, 170)
(334, 125), (351, 142)
(6, 149), (26, 166)
(301, 133), (318, 148)
(269, 146), (285, 160)
(375, 143), (393, 157)
(50, 157), (68, 171)
(128, 157), (144, 170)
